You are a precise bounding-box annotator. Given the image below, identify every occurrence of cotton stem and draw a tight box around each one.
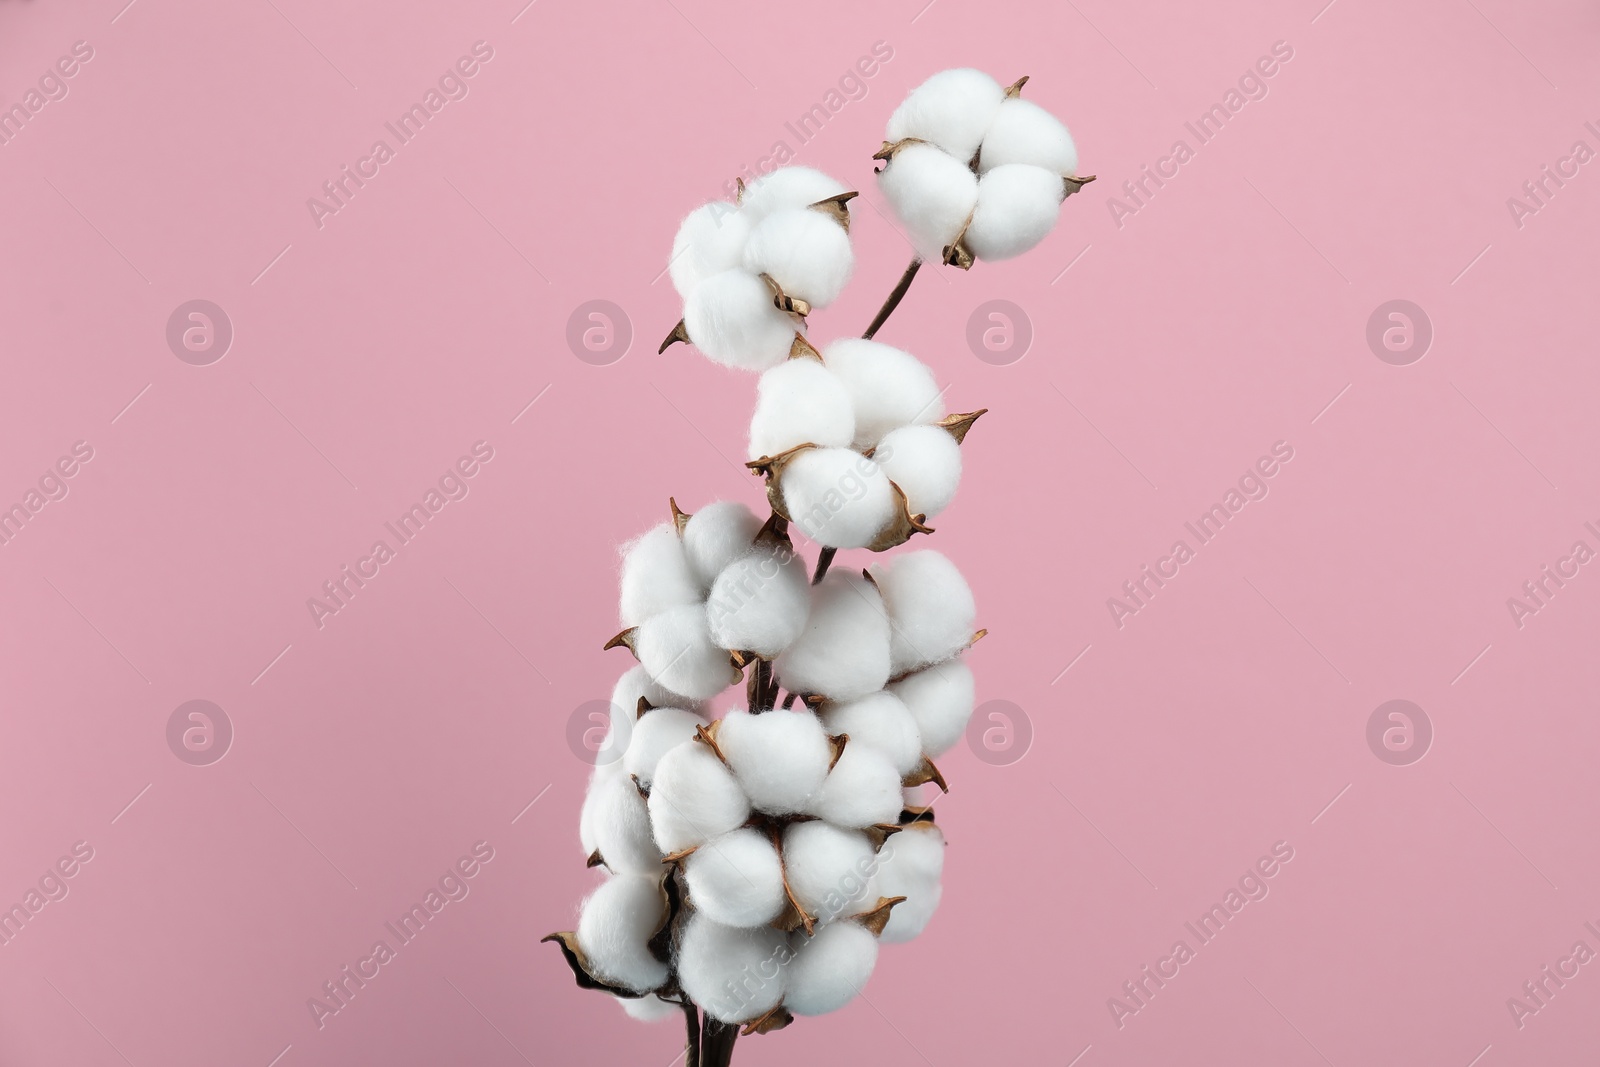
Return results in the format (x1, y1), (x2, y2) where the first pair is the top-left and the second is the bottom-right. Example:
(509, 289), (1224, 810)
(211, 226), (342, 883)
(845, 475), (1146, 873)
(862, 256), (922, 340)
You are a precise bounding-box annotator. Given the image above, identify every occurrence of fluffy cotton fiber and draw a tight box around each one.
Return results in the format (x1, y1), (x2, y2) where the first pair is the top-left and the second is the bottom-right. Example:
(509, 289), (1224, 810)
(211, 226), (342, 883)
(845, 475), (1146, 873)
(786, 921), (879, 1015)
(739, 166), (850, 224)
(589, 771), (661, 876)
(622, 707), (708, 789)
(632, 605), (733, 701)
(677, 914), (789, 1023)
(616, 993), (679, 1022)
(619, 524), (702, 628)
(669, 202), (751, 299)
(683, 269), (800, 372)
(820, 691), (923, 776)
(576, 874), (669, 993)
(875, 424), (962, 519)
(978, 97), (1079, 176)
(809, 743), (904, 828)
(648, 742), (751, 854)
(885, 68), (1005, 161)
(748, 359), (856, 460)
(716, 707), (832, 814)
(774, 571), (891, 700)
(681, 501), (762, 590)
(965, 163), (1065, 262)
(876, 824), (945, 943)
(611, 664), (701, 728)
(742, 207), (854, 310)
(683, 827), (787, 927)
(705, 543), (810, 656)
(887, 659), (975, 758)
(870, 550), (977, 676)
(778, 447), (897, 550)
(877, 143), (979, 263)
(782, 821), (878, 925)
(822, 339), (945, 450)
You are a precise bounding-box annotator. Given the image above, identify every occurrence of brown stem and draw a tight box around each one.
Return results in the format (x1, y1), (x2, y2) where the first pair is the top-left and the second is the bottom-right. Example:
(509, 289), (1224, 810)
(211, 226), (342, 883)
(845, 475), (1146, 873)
(781, 691), (798, 709)
(682, 1000), (702, 1067)
(700, 1018), (740, 1067)
(812, 547), (836, 585)
(862, 256), (922, 340)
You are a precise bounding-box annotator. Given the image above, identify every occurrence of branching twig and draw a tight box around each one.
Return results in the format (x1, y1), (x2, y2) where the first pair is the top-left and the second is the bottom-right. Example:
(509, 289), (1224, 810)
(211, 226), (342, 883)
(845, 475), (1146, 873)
(811, 547), (836, 585)
(862, 256), (922, 340)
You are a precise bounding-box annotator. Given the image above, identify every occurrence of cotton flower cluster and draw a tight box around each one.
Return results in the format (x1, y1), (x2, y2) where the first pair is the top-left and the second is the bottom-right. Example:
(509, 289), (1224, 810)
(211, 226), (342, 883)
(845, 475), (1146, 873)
(664, 166), (858, 373)
(553, 522), (981, 1029)
(876, 69), (1093, 268)
(748, 340), (984, 551)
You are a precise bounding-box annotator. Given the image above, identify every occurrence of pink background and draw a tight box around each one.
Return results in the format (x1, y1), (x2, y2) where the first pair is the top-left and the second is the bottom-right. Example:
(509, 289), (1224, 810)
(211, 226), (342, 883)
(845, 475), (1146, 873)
(1, 0), (1597, 1064)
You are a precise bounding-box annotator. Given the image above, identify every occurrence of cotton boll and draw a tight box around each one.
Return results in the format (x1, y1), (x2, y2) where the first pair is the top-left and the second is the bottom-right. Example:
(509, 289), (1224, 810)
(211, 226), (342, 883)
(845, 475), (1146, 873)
(579, 763), (621, 858)
(877, 143), (980, 263)
(819, 691), (923, 776)
(670, 202), (751, 299)
(611, 664), (703, 735)
(869, 550), (977, 676)
(590, 771), (662, 875)
(742, 207), (854, 311)
(633, 605), (735, 702)
(774, 571), (891, 700)
(619, 524), (701, 628)
(622, 707), (708, 789)
(887, 659), (975, 758)
(822, 339), (945, 450)
(683, 269), (800, 372)
(778, 448), (896, 550)
(716, 707), (832, 814)
(649, 742), (752, 854)
(705, 544), (810, 657)
(616, 993), (679, 1022)
(886, 68), (1005, 161)
(677, 915), (789, 1023)
(748, 359), (856, 461)
(809, 743), (903, 828)
(979, 97), (1079, 176)
(740, 166), (851, 223)
(876, 824), (946, 943)
(875, 424), (962, 519)
(683, 828), (787, 927)
(576, 874), (669, 993)
(682, 501), (763, 590)
(786, 922), (879, 1015)
(965, 164), (1065, 262)
(782, 821), (878, 924)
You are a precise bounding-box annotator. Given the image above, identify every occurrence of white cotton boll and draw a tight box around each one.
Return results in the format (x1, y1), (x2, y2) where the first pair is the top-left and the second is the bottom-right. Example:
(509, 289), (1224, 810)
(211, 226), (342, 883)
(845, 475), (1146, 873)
(877, 143), (980, 263)
(616, 993), (678, 1023)
(633, 605), (734, 702)
(619, 524), (701, 628)
(819, 691), (923, 777)
(777, 448), (896, 550)
(748, 359), (856, 461)
(622, 707), (708, 789)
(576, 874), (669, 993)
(579, 763), (620, 858)
(786, 922), (879, 1016)
(740, 166), (851, 223)
(822, 339), (945, 450)
(670, 202), (751, 299)
(875, 424), (962, 519)
(683, 828), (787, 927)
(887, 659), (975, 758)
(979, 97), (1079, 176)
(876, 824), (946, 943)
(965, 164), (1065, 262)
(682, 501), (763, 590)
(677, 914), (789, 1023)
(715, 707), (832, 814)
(774, 571), (891, 700)
(809, 743), (904, 828)
(648, 742), (752, 854)
(590, 771), (661, 876)
(683, 269), (800, 372)
(705, 544), (810, 657)
(782, 821), (878, 925)
(610, 664), (703, 737)
(886, 68), (1006, 161)
(742, 207), (854, 310)
(870, 550), (977, 676)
